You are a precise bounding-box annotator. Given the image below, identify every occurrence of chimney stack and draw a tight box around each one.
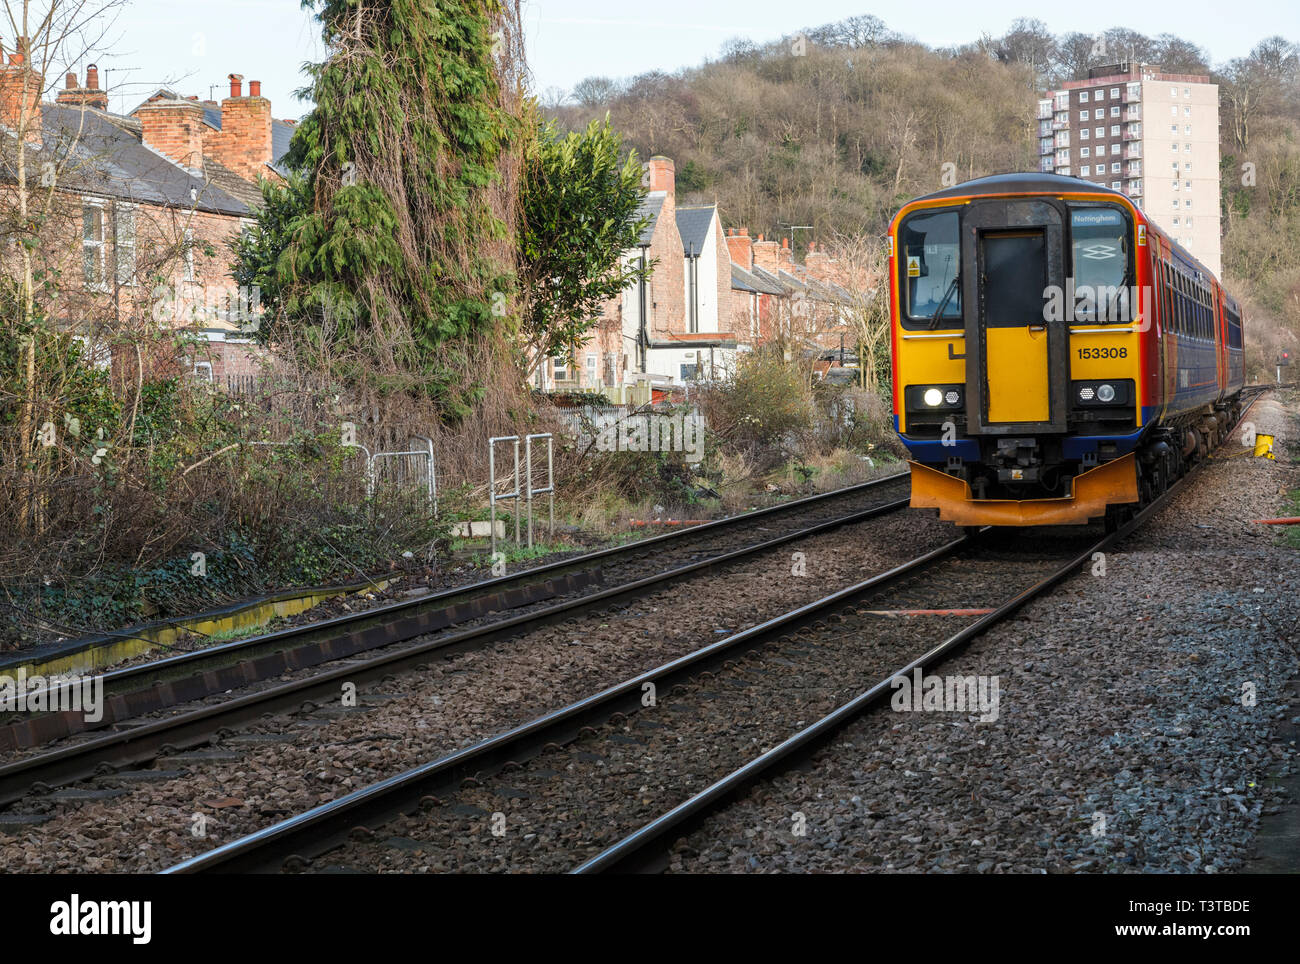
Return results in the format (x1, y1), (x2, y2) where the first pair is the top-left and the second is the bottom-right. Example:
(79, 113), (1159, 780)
(205, 71), (273, 182)
(644, 155), (675, 197)
(752, 235), (781, 272)
(726, 226), (753, 272)
(0, 38), (41, 143)
(55, 61), (109, 112)
(137, 97), (206, 173)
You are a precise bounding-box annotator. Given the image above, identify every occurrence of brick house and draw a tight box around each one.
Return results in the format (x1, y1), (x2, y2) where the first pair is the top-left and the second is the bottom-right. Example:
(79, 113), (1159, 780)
(1, 47), (295, 391)
(535, 154), (862, 398)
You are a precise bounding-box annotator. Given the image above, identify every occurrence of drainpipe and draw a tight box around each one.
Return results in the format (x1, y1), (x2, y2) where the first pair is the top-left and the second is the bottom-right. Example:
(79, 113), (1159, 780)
(637, 244), (649, 373)
(688, 242), (698, 334)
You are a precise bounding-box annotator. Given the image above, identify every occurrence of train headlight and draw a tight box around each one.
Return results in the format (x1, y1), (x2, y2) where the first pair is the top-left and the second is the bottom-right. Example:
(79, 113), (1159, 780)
(1078, 386), (1095, 401)
(945, 390), (961, 405)
(923, 388), (944, 407)
(1097, 383), (1116, 403)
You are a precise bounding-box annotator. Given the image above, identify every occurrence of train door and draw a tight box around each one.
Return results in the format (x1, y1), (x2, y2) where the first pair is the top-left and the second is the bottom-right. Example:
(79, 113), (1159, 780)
(961, 199), (1068, 435)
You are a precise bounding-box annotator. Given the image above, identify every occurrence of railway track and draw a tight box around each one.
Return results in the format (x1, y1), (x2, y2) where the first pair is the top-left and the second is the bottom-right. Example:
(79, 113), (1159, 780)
(160, 389), (1270, 874)
(0, 474), (911, 806)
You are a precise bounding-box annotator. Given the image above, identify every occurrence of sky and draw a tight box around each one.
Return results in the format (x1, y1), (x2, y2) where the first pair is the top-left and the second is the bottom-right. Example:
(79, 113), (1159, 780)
(36, 0), (1300, 118)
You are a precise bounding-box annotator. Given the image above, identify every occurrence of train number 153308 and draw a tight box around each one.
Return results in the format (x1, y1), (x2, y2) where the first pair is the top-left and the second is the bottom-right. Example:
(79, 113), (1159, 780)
(1077, 347), (1128, 359)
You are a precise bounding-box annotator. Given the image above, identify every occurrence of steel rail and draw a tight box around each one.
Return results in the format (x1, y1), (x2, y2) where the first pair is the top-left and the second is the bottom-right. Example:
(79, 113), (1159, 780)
(161, 535), (972, 873)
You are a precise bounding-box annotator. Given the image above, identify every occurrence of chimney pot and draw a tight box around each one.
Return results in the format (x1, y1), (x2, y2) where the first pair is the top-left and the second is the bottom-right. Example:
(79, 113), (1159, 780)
(249, 80), (261, 97)
(65, 72), (78, 89)
(229, 73), (243, 98)
(86, 64), (100, 89)
(781, 237), (790, 249)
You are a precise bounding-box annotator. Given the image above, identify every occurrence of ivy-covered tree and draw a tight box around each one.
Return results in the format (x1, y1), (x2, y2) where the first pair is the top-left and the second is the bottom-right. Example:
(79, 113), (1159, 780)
(269, 0), (520, 417)
(518, 115), (651, 374)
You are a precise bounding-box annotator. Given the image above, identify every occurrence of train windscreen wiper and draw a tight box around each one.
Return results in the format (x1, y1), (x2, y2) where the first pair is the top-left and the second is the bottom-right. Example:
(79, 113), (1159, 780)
(928, 274), (959, 329)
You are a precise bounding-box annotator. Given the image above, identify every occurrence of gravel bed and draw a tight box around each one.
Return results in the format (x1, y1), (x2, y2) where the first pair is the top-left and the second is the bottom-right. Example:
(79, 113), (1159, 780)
(0, 504), (948, 872)
(302, 533), (1088, 873)
(666, 391), (1300, 873)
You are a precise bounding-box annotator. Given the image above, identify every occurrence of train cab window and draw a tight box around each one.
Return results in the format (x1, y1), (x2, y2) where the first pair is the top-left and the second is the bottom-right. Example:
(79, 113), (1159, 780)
(1068, 206), (1129, 322)
(900, 209), (961, 328)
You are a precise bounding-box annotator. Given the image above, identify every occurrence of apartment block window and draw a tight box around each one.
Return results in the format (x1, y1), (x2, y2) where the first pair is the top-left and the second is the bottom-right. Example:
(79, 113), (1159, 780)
(1111, 162), (1120, 173)
(1184, 106), (1192, 116)
(1094, 108), (1104, 119)
(82, 203), (105, 285)
(1186, 217), (1193, 226)
(1080, 165), (1091, 175)
(1171, 105), (1178, 116)
(1081, 148), (1091, 159)
(1183, 87), (1191, 97)
(1080, 91), (1089, 102)
(1111, 143), (1120, 155)
(1057, 166), (1071, 176)
(1110, 106), (1120, 117)
(1185, 180), (1192, 189)
(1185, 143), (1192, 152)
(1172, 217), (1180, 226)
(1079, 110), (1089, 121)
(1110, 181), (1121, 190)
(1110, 88), (1119, 98)
(1095, 127), (1104, 138)
(1172, 198), (1179, 207)
(1172, 143), (1180, 151)
(114, 205), (136, 286)
(183, 228), (195, 282)
(1170, 86), (1178, 98)
(1185, 198), (1191, 208)
(1172, 161), (1180, 170)
(1185, 125), (1192, 135)
(1110, 125), (1120, 136)
(1171, 124), (1178, 133)
(1184, 162), (1192, 171)
(1080, 128), (1090, 139)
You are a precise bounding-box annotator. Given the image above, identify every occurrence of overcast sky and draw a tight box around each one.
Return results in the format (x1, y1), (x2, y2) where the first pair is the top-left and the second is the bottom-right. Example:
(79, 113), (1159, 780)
(64, 0), (1300, 117)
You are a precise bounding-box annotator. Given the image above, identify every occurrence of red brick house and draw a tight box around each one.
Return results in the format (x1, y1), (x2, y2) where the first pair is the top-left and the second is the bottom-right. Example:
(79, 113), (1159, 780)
(1, 47), (296, 390)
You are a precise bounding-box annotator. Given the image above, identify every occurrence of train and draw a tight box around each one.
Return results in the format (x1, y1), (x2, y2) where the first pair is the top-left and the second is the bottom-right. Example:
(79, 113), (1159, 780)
(888, 172), (1245, 529)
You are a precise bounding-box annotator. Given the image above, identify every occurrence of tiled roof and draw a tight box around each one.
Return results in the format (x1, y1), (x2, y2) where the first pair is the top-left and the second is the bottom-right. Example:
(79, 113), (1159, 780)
(675, 205), (715, 256)
(635, 192), (666, 244)
(731, 262), (783, 295)
(6, 104), (255, 216)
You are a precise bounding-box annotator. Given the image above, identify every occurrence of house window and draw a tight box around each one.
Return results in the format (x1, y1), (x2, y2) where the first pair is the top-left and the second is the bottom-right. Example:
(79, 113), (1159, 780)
(82, 204), (105, 285)
(114, 205), (136, 286)
(680, 363), (699, 381)
(552, 356), (567, 381)
(193, 361), (214, 383)
(586, 353), (597, 383)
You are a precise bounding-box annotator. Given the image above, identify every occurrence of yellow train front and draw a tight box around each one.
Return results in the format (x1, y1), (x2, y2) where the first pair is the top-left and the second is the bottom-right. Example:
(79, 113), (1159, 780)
(889, 172), (1242, 528)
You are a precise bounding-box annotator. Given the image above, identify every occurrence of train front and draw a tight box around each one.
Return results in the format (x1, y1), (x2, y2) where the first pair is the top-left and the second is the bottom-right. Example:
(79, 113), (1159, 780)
(888, 175), (1148, 527)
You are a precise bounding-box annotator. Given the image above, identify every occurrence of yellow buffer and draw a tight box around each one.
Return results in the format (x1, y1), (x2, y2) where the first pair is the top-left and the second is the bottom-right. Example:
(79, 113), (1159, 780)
(985, 326), (1049, 423)
(908, 454), (1139, 526)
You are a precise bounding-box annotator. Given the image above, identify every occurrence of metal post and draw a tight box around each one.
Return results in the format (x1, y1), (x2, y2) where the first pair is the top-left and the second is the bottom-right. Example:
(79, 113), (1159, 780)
(525, 433), (554, 547)
(488, 435), (522, 558)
